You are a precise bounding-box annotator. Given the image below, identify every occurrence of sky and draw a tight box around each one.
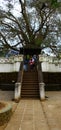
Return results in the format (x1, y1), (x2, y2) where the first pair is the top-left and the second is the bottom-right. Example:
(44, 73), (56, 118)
(0, 0), (21, 16)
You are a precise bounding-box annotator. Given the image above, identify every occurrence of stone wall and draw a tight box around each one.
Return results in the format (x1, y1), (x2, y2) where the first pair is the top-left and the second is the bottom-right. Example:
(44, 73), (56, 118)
(39, 55), (61, 90)
(0, 55), (61, 91)
(0, 55), (61, 73)
(39, 55), (61, 72)
(43, 72), (61, 91)
(0, 72), (18, 90)
(0, 55), (23, 72)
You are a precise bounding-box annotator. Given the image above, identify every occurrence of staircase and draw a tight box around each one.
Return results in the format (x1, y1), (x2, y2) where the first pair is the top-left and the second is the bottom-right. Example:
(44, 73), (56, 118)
(21, 70), (40, 98)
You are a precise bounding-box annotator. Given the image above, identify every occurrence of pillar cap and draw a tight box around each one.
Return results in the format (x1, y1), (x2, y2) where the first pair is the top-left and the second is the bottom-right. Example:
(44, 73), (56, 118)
(39, 82), (45, 85)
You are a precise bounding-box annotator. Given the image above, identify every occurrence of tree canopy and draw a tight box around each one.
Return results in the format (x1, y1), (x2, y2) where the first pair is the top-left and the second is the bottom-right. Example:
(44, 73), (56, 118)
(0, 0), (61, 56)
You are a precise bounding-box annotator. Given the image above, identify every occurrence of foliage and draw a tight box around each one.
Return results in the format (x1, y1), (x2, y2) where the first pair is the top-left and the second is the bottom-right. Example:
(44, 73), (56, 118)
(0, 0), (61, 56)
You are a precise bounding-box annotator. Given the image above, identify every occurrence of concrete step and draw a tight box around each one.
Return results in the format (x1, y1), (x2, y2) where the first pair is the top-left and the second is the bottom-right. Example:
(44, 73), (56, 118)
(21, 70), (39, 98)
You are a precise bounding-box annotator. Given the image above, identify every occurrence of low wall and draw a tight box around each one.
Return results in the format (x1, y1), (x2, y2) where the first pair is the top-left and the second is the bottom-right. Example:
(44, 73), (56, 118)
(0, 55), (61, 91)
(43, 72), (61, 91)
(0, 55), (23, 72)
(0, 55), (61, 73)
(0, 55), (23, 90)
(39, 55), (61, 90)
(0, 72), (18, 90)
(39, 55), (61, 72)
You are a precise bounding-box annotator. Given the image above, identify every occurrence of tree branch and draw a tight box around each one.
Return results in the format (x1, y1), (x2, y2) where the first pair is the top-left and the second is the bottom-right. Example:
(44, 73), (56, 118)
(0, 32), (19, 51)
(19, 0), (34, 42)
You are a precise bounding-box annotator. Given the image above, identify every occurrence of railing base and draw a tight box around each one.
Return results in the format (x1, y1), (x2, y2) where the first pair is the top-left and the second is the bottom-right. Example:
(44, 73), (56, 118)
(39, 82), (45, 101)
(14, 82), (21, 101)
(12, 98), (20, 103)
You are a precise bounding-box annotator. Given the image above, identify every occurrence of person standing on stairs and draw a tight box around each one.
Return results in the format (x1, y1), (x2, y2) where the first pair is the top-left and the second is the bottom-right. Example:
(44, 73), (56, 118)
(29, 56), (35, 70)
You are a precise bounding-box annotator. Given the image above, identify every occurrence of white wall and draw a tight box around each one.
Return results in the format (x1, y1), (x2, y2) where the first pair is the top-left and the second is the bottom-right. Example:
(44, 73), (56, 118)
(0, 55), (61, 73)
(0, 55), (23, 73)
(42, 62), (61, 72)
(0, 62), (21, 72)
(39, 55), (61, 72)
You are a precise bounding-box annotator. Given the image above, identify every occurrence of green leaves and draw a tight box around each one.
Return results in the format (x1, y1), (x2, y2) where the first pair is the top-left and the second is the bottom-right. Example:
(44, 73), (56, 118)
(51, 0), (60, 8)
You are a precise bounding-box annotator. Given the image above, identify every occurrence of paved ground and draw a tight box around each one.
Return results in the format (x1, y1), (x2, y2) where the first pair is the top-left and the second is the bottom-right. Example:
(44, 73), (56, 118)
(0, 91), (61, 130)
(0, 91), (17, 130)
(0, 91), (14, 101)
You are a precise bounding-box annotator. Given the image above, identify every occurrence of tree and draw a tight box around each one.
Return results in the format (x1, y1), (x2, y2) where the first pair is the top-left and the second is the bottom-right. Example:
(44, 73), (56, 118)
(0, 0), (61, 93)
(0, 0), (61, 53)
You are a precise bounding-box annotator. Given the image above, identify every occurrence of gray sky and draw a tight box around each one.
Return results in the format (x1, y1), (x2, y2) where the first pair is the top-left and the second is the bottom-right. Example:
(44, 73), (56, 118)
(0, 0), (21, 16)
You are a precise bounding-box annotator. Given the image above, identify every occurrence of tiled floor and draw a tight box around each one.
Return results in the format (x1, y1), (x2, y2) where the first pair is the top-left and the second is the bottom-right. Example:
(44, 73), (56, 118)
(4, 99), (49, 130)
(1, 91), (61, 130)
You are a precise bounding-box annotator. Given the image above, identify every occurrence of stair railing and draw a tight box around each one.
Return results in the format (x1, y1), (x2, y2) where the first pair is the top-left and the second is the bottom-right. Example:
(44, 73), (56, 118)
(37, 57), (45, 100)
(14, 61), (24, 102)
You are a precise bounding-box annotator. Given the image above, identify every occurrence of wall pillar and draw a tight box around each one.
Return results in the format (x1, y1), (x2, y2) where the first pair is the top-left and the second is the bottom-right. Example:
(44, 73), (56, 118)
(39, 82), (45, 100)
(14, 82), (21, 101)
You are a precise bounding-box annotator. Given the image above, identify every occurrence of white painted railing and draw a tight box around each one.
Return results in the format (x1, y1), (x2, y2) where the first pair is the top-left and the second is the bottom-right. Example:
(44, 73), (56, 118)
(0, 55), (23, 63)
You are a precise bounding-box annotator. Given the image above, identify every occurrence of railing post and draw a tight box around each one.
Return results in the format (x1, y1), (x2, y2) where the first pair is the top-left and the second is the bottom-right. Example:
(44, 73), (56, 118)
(37, 56), (45, 101)
(14, 60), (23, 102)
(14, 82), (21, 101)
(39, 82), (45, 100)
